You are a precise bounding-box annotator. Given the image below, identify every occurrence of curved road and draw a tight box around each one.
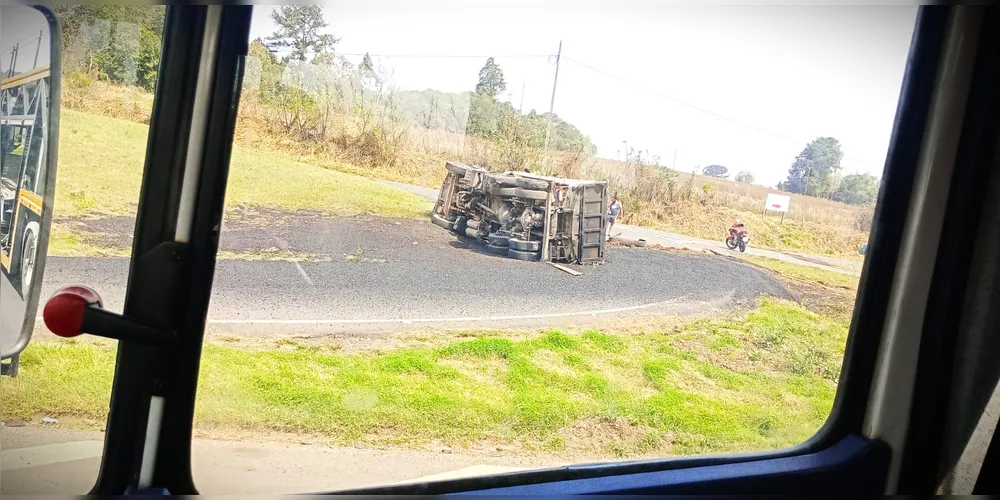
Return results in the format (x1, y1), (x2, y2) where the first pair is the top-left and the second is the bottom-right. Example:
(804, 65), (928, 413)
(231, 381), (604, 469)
(35, 212), (791, 336)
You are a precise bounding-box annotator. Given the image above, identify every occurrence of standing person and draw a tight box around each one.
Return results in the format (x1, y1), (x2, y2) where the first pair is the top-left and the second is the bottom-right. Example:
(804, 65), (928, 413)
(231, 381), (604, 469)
(607, 194), (623, 240)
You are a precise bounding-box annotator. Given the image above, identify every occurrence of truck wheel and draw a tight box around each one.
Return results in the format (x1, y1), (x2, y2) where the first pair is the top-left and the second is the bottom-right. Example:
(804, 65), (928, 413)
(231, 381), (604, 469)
(431, 213), (455, 231)
(486, 185), (517, 196)
(507, 248), (540, 261)
(515, 178), (549, 190)
(509, 238), (541, 252)
(488, 233), (511, 247)
(20, 230), (37, 297)
(515, 188), (547, 200)
(486, 243), (509, 255)
(495, 175), (519, 187)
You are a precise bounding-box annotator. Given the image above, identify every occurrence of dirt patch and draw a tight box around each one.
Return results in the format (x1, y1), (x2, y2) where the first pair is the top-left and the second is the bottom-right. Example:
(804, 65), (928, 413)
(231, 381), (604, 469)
(557, 416), (673, 459)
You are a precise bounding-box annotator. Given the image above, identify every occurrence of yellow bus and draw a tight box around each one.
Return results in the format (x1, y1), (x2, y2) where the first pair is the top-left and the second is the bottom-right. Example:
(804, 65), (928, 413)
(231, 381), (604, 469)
(1, 65), (50, 297)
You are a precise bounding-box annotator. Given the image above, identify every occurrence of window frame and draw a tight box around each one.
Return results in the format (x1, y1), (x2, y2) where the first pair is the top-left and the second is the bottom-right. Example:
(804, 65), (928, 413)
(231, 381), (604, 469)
(75, 4), (990, 495)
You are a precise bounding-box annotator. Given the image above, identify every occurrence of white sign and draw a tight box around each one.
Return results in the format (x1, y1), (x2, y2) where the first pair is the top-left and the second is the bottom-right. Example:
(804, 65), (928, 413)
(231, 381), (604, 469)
(764, 193), (791, 213)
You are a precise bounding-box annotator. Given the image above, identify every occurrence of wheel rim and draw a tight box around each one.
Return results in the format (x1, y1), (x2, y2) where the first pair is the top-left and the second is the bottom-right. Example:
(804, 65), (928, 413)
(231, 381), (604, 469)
(22, 234), (36, 294)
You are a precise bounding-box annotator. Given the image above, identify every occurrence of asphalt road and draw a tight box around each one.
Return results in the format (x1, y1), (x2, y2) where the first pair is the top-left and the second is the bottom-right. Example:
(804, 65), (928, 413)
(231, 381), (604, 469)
(37, 213), (791, 335)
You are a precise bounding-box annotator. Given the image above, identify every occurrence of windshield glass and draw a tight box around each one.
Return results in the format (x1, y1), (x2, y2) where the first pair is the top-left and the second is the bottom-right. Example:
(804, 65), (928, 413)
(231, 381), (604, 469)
(2, 4), (917, 494)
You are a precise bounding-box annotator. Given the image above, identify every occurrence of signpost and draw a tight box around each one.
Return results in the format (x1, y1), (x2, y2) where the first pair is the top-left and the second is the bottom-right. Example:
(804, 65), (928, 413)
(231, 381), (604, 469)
(763, 193), (791, 222)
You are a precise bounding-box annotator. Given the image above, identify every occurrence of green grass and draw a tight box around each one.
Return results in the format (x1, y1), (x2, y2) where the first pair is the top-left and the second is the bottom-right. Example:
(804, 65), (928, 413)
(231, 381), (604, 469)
(56, 109), (433, 220)
(737, 255), (860, 291)
(0, 299), (842, 458)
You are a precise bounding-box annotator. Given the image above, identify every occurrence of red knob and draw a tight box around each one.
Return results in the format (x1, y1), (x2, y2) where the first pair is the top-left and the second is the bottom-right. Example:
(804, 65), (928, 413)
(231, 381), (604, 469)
(43, 286), (104, 338)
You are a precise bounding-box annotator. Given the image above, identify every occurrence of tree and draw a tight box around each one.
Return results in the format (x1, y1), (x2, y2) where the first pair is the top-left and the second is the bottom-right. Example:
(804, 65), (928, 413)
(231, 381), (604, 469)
(702, 164), (729, 178)
(833, 173), (880, 205)
(782, 137), (844, 197)
(358, 52), (381, 88)
(734, 171), (755, 183)
(360, 53), (375, 77)
(265, 6), (339, 62)
(54, 5), (164, 90)
(475, 57), (506, 98)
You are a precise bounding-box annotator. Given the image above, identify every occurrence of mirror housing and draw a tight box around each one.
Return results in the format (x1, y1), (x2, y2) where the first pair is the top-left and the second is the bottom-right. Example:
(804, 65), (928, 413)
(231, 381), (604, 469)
(0, 5), (61, 361)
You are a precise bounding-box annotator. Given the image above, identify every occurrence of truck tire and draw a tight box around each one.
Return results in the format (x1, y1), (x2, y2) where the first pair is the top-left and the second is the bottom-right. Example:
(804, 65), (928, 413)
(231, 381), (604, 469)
(515, 178), (549, 190)
(488, 233), (511, 247)
(507, 248), (540, 261)
(486, 243), (509, 255)
(453, 216), (468, 234)
(486, 185), (518, 197)
(446, 162), (470, 176)
(431, 213), (455, 231)
(509, 238), (541, 252)
(515, 188), (547, 200)
(495, 175), (519, 187)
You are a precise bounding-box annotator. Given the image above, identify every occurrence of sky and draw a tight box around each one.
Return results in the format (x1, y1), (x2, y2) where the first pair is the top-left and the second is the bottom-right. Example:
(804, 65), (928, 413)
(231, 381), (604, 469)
(249, 2), (918, 187)
(0, 6), (52, 74)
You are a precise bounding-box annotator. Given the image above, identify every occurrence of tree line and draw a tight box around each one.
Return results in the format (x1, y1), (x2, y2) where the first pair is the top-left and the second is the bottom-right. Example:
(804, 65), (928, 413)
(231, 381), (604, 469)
(54, 5), (595, 172)
(777, 137), (880, 205)
(698, 137), (880, 206)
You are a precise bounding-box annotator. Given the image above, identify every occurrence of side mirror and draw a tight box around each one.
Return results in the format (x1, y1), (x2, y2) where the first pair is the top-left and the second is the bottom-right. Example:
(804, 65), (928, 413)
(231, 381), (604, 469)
(0, 6), (60, 363)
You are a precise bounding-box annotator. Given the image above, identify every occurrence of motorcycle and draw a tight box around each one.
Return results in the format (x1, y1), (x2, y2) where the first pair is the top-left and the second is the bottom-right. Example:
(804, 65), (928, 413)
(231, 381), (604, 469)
(726, 226), (750, 252)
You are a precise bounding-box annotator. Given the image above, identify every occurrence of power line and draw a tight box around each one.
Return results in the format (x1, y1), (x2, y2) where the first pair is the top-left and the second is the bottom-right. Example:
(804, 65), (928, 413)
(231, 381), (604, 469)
(561, 55), (881, 170)
(561, 55), (805, 146)
(352, 53), (550, 59)
(3, 30), (44, 54)
(266, 47), (549, 59)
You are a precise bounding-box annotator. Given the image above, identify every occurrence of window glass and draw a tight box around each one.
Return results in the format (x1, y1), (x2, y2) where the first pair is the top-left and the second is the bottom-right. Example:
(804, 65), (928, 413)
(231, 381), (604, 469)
(0, 6), (166, 494)
(202, 5), (915, 493)
(0, 4), (919, 495)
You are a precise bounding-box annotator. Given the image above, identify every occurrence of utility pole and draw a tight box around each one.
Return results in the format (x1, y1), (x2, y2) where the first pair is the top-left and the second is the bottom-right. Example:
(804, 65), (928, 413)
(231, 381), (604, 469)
(33, 30), (41, 68)
(519, 81), (525, 113)
(671, 148), (678, 171)
(541, 40), (562, 176)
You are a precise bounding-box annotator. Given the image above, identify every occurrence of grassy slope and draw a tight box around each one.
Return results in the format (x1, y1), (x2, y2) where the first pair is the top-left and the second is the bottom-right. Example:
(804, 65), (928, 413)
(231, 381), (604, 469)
(1, 299), (842, 458)
(56, 109), (433, 220)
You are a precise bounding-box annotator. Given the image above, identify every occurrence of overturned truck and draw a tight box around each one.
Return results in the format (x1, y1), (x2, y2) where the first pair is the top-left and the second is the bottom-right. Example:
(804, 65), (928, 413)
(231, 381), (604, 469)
(431, 162), (608, 264)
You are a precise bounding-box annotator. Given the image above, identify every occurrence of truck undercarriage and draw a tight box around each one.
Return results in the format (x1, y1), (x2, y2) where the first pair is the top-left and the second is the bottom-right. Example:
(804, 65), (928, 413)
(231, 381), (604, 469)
(431, 162), (608, 265)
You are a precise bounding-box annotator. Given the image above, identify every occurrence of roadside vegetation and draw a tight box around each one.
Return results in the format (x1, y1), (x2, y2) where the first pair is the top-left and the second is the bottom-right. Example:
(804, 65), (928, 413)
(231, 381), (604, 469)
(58, 110), (432, 221)
(53, 5), (875, 258)
(736, 255), (860, 291)
(734, 255), (860, 324)
(1, 298), (843, 459)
